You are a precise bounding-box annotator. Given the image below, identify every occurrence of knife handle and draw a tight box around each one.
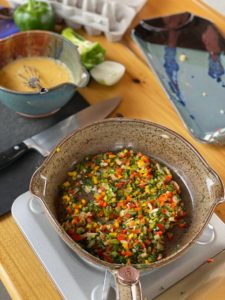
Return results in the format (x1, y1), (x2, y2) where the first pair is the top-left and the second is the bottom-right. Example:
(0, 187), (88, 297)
(0, 142), (29, 170)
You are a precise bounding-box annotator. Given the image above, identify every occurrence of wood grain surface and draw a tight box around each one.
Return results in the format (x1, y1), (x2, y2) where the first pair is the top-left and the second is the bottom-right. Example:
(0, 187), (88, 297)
(1, 0), (225, 299)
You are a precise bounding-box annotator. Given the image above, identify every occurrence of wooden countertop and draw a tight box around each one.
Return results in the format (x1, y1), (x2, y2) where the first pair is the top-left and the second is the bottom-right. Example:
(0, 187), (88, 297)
(1, 0), (225, 299)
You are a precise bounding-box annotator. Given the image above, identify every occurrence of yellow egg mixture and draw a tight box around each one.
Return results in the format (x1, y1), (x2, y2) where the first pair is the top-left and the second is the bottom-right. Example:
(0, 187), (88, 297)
(0, 56), (74, 92)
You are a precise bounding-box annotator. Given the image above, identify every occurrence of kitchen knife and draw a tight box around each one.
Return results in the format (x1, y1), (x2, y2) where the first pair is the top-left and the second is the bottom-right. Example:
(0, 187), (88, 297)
(0, 96), (121, 170)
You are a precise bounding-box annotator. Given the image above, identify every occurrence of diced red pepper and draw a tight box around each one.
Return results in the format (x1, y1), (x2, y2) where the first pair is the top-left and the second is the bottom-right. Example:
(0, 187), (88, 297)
(145, 239), (151, 245)
(118, 233), (126, 241)
(158, 194), (167, 206)
(170, 202), (176, 208)
(141, 155), (150, 163)
(116, 182), (125, 189)
(103, 254), (113, 263)
(98, 211), (104, 217)
(72, 218), (78, 225)
(126, 195), (132, 202)
(123, 251), (133, 257)
(165, 175), (172, 182)
(141, 243), (146, 249)
(178, 222), (186, 228)
(157, 223), (165, 232)
(167, 232), (173, 240)
(116, 167), (123, 176)
(166, 191), (173, 197)
(68, 232), (83, 241)
(66, 207), (73, 214)
(146, 174), (153, 179)
(99, 200), (107, 207)
(109, 213), (115, 219)
(179, 211), (186, 217)
(156, 231), (163, 236)
(67, 229), (75, 235)
(135, 207), (141, 212)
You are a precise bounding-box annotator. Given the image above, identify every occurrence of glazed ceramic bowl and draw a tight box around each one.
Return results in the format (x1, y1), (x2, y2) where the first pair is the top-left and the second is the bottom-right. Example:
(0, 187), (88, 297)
(30, 119), (224, 299)
(0, 30), (89, 118)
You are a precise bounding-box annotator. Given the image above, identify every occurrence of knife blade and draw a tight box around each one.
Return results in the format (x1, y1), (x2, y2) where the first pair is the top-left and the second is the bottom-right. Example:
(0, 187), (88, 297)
(0, 96), (121, 170)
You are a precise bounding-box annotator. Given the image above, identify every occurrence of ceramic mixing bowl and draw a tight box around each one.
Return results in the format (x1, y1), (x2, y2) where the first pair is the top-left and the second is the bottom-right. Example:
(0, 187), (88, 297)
(0, 30), (89, 118)
(30, 119), (225, 299)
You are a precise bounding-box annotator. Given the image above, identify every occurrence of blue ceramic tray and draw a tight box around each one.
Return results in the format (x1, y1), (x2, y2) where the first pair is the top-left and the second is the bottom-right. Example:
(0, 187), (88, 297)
(132, 12), (225, 145)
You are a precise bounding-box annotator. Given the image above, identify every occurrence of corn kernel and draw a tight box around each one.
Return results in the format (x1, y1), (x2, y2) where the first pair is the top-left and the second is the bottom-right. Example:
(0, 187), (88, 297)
(63, 195), (70, 201)
(93, 176), (98, 184)
(81, 199), (86, 205)
(56, 147), (61, 153)
(114, 222), (119, 228)
(68, 171), (77, 177)
(145, 186), (150, 193)
(138, 160), (145, 167)
(75, 208), (79, 214)
(122, 242), (128, 250)
(179, 54), (187, 62)
(63, 181), (70, 187)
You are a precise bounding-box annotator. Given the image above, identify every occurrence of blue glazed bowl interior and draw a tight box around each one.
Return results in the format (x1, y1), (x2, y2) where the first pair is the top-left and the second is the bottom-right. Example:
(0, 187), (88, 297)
(0, 31), (89, 118)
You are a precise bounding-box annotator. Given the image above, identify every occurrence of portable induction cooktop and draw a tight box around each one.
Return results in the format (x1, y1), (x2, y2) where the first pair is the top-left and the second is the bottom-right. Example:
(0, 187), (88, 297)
(12, 192), (225, 300)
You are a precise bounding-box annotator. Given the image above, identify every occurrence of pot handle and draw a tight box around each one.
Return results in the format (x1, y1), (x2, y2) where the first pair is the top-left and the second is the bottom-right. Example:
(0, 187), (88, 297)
(217, 197), (225, 205)
(29, 166), (47, 199)
(114, 266), (143, 300)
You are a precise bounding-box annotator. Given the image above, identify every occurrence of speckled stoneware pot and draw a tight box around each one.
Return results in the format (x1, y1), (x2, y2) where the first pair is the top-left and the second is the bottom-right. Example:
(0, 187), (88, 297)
(0, 31), (89, 118)
(30, 118), (225, 299)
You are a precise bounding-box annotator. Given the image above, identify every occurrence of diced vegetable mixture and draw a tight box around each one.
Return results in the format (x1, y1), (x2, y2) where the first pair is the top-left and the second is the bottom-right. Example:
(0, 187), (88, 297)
(59, 149), (187, 265)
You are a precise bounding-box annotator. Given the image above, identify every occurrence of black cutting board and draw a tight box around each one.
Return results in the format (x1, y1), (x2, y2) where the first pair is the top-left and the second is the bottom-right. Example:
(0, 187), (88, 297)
(0, 93), (89, 216)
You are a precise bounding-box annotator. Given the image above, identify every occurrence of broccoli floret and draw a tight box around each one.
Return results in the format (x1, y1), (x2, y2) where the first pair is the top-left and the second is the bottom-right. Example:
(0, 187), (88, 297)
(62, 28), (106, 70)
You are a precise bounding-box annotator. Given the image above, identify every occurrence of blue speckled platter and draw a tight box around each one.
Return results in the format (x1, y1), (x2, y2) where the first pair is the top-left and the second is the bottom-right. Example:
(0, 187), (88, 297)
(132, 12), (225, 145)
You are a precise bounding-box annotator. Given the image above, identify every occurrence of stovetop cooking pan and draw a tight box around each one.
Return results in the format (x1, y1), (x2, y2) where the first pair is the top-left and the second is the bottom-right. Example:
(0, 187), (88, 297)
(30, 119), (225, 299)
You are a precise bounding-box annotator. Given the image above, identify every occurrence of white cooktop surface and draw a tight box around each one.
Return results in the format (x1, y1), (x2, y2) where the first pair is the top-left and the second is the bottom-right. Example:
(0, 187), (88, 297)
(12, 192), (225, 300)
(201, 0), (225, 16)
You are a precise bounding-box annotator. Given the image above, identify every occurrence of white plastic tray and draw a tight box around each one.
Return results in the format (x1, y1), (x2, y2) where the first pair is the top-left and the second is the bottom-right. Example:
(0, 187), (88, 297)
(200, 0), (225, 17)
(11, 192), (225, 300)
